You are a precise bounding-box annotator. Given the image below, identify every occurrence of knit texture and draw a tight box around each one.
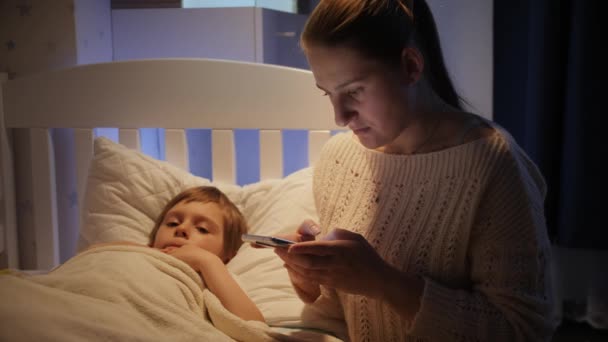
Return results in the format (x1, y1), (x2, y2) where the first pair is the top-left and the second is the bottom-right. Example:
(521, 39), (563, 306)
(312, 127), (556, 341)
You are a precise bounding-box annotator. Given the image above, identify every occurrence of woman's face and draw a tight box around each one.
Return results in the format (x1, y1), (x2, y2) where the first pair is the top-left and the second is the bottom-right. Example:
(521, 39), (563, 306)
(306, 44), (413, 150)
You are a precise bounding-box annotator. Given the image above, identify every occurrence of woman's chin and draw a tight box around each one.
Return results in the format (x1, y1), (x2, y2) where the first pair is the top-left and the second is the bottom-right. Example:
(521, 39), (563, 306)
(354, 133), (382, 150)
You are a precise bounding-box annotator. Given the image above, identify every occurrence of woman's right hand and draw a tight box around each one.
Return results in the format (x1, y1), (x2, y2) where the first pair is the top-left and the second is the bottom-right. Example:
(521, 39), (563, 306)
(249, 219), (321, 248)
(283, 259), (322, 303)
(278, 219), (321, 243)
(277, 219), (322, 303)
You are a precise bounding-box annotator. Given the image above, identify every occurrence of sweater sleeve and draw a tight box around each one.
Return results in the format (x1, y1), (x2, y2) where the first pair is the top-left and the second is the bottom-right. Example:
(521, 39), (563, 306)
(408, 148), (558, 341)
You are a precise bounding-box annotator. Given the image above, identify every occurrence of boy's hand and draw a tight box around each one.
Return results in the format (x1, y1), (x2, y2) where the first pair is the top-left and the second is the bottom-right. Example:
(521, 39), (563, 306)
(161, 244), (219, 273)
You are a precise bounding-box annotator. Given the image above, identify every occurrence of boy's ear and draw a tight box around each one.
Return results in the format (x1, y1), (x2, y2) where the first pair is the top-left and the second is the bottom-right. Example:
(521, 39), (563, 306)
(400, 47), (424, 85)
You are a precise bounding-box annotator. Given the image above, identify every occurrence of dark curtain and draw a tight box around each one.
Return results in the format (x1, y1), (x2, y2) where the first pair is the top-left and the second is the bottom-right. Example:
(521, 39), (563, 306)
(494, 0), (604, 249)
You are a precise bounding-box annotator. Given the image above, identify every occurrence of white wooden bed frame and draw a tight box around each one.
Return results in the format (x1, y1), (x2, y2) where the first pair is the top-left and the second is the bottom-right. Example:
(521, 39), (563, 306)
(0, 58), (336, 271)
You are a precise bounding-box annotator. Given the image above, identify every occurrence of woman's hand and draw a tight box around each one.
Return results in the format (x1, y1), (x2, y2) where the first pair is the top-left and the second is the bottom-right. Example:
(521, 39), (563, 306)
(250, 219), (321, 249)
(282, 258), (322, 303)
(272, 220), (323, 302)
(280, 219), (322, 243)
(275, 228), (393, 300)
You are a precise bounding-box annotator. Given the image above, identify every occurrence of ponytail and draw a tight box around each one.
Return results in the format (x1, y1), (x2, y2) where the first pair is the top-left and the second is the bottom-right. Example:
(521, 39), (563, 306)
(412, 0), (463, 110)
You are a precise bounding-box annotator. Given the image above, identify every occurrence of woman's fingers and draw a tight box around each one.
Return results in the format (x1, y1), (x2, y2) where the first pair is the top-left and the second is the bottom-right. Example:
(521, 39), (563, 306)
(283, 257), (329, 278)
(288, 238), (359, 258)
(275, 228), (391, 297)
(268, 220), (322, 250)
(284, 259), (340, 290)
(284, 264), (321, 303)
(285, 228), (364, 255)
(288, 242), (337, 256)
(275, 247), (332, 270)
(323, 228), (364, 241)
(281, 252), (322, 302)
(297, 219), (322, 237)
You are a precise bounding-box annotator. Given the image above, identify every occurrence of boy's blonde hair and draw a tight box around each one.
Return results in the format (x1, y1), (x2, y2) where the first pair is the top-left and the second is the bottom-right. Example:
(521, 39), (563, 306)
(149, 186), (248, 260)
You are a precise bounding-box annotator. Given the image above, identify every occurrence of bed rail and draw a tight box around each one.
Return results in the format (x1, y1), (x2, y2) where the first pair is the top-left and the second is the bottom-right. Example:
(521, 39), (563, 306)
(1, 59), (337, 270)
(9, 127), (332, 270)
(1, 73), (19, 269)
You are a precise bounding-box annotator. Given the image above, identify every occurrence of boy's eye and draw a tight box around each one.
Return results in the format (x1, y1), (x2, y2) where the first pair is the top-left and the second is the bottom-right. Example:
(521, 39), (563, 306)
(166, 222), (179, 227)
(197, 227), (209, 234)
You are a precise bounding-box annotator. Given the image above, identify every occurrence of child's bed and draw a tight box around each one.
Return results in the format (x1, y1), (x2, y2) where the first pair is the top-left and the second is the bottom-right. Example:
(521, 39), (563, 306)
(0, 59), (346, 341)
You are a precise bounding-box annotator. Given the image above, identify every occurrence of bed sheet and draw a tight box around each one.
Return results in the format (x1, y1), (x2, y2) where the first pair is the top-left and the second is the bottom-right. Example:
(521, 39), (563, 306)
(51, 137), (345, 339)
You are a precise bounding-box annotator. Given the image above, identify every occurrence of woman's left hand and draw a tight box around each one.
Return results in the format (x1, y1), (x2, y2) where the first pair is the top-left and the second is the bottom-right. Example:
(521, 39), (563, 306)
(275, 228), (392, 299)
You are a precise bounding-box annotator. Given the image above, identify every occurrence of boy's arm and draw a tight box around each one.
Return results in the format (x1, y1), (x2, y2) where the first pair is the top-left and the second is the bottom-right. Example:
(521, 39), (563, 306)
(165, 245), (264, 322)
(197, 255), (265, 322)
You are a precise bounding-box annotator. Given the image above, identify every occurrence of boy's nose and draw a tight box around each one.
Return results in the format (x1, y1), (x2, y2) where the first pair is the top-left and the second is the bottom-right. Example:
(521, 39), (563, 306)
(175, 225), (189, 238)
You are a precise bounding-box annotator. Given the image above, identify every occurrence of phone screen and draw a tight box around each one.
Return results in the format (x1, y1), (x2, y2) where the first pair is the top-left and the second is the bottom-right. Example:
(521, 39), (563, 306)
(242, 234), (295, 248)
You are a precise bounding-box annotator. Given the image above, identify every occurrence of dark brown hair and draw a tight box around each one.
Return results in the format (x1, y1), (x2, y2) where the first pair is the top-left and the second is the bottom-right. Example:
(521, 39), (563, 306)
(149, 186), (248, 260)
(301, 0), (463, 110)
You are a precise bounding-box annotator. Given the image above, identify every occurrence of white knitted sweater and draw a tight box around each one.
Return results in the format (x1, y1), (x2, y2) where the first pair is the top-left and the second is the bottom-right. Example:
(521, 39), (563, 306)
(312, 128), (556, 341)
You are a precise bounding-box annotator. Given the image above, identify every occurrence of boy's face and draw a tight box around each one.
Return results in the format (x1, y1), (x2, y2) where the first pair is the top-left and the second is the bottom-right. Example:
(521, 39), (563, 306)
(152, 200), (226, 258)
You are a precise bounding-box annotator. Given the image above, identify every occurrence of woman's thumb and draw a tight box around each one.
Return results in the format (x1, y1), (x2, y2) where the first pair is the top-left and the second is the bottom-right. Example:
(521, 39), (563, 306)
(298, 219), (321, 236)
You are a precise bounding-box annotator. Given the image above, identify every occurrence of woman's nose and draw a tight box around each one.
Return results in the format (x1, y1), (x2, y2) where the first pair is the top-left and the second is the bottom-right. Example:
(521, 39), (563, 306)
(332, 100), (356, 127)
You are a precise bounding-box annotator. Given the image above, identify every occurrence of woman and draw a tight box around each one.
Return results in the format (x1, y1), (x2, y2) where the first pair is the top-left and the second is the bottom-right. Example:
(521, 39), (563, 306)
(275, 0), (557, 341)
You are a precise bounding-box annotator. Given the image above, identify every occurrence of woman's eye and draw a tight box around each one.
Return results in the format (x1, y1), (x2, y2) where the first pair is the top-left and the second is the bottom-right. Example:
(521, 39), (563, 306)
(197, 227), (209, 234)
(347, 87), (363, 98)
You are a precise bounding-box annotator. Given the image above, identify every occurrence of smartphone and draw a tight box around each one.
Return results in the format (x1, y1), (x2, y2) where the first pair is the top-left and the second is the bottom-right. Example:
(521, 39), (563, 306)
(241, 234), (295, 248)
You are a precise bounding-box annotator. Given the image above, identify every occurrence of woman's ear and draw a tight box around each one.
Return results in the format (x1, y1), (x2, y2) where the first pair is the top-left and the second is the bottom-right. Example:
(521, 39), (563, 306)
(400, 47), (424, 85)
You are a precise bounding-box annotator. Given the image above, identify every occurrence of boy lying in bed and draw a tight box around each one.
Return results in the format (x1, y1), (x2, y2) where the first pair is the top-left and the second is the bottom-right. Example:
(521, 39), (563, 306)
(87, 185), (264, 322)
(0, 186), (269, 342)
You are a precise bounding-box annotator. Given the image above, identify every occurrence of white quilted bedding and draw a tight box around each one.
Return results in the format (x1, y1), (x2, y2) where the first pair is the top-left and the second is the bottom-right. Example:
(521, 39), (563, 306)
(75, 137), (346, 340)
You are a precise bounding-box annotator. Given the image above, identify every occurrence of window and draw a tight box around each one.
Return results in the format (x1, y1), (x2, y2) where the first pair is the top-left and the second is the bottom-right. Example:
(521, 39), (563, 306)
(183, 1), (297, 13)
(112, 0), (314, 14)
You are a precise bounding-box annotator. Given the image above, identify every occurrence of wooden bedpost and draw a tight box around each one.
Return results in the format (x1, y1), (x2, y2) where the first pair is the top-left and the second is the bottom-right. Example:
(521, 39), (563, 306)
(0, 72), (19, 269)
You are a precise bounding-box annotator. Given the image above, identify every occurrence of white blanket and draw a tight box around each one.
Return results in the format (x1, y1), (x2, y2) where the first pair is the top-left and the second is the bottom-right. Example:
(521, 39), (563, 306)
(0, 246), (273, 341)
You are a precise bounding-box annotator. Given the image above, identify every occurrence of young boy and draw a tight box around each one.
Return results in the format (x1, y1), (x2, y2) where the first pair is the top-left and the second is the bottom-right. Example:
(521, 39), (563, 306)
(151, 185), (263, 322)
(0, 186), (268, 341)
(90, 185), (263, 322)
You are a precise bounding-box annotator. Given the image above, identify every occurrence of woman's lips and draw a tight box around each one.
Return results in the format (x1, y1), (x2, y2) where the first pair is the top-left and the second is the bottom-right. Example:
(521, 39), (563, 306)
(352, 127), (370, 135)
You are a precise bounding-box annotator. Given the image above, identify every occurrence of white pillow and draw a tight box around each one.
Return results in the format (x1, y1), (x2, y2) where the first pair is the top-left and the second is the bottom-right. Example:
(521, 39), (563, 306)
(80, 137), (335, 332)
(79, 137), (241, 248)
(227, 167), (318, 326)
